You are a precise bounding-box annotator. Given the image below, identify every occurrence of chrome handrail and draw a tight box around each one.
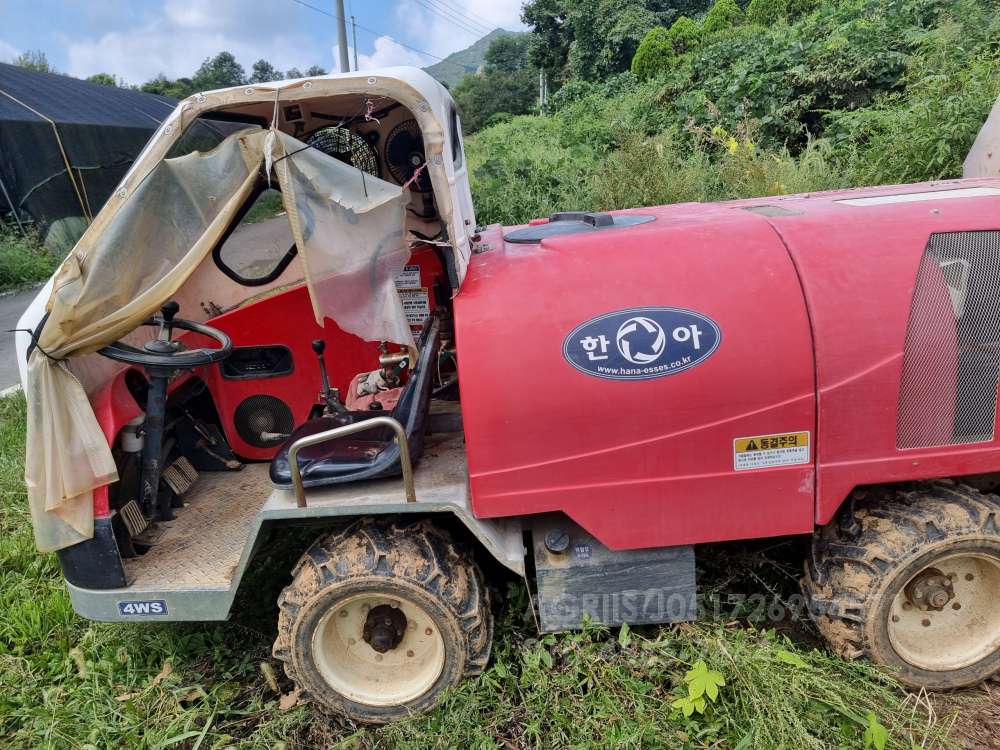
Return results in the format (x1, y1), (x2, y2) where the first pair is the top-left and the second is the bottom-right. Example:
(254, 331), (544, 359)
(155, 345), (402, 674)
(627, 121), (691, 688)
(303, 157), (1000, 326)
(287, 416), (416, 507)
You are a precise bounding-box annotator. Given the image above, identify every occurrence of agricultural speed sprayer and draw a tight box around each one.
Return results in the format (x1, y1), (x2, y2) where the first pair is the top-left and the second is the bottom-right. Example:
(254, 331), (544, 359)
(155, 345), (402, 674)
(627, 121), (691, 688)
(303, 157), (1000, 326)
(16, 68), (1000, 721)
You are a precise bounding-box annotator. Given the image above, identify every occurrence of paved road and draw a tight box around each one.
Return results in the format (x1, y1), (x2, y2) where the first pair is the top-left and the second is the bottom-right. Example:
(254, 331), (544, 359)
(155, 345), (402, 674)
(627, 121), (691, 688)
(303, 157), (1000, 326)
(0, 285), (41, 390)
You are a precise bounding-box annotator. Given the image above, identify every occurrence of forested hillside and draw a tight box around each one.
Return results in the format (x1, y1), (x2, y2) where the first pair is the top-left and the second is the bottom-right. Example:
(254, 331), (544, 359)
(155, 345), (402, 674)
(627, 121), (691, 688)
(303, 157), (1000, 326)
(455, 0), (1000, 226)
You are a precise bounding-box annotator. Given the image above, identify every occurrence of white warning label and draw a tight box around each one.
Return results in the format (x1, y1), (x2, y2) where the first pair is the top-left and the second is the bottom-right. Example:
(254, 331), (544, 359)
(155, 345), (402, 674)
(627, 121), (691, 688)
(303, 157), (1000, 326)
(395, 265), (422, 289)
(733, 431), (810, 471)
(399, 287), (430, 327)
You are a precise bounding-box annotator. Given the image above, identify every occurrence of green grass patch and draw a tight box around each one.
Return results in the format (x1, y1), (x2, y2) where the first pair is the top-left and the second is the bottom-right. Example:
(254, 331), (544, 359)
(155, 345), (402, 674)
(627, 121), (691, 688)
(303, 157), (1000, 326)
(0, 226), (61, 293)
(0, 393), (961, 748)
(241, 190), (286, 225)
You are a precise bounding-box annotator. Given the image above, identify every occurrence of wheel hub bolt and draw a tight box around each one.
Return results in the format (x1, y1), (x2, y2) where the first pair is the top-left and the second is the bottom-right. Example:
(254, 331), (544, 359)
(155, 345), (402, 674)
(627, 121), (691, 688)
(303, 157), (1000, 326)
(904, 567), (955, 612)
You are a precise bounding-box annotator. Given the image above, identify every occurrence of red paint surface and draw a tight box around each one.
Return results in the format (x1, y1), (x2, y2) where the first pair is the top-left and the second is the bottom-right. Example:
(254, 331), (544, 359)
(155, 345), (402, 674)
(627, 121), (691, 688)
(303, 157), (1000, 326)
(455, 205), (817, 549)
(456, 178), (1000, 549)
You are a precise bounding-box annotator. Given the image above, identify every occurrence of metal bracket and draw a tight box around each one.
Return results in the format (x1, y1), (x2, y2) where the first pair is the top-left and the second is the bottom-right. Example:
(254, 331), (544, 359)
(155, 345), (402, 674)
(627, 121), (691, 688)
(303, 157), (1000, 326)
(287, 415), (415, 507)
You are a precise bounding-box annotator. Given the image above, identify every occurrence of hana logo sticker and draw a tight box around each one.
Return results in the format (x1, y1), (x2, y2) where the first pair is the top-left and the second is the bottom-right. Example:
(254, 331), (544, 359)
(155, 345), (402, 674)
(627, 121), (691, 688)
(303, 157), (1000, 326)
(563, 307), (721, 381)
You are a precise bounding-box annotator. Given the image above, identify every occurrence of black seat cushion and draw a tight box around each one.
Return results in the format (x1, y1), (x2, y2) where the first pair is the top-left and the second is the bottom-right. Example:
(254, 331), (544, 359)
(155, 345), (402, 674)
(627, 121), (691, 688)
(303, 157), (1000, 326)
(269, 317), (439, 488)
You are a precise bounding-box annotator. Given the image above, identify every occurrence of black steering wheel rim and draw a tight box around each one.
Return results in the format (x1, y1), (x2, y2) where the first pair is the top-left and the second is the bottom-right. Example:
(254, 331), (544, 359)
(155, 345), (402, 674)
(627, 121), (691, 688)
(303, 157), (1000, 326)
(98, 317), (232, 369)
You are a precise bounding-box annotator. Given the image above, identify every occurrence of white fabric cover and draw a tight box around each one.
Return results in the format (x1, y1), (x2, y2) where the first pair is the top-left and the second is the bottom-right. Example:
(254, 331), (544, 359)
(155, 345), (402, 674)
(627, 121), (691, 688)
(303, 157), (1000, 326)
(25, 127), (411, 552)
(273, 131), (413, 347)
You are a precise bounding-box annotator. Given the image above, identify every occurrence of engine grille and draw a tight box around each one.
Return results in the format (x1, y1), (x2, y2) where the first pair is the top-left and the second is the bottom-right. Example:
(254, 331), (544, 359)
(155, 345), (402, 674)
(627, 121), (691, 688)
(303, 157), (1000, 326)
(897, 231), (1000, 449)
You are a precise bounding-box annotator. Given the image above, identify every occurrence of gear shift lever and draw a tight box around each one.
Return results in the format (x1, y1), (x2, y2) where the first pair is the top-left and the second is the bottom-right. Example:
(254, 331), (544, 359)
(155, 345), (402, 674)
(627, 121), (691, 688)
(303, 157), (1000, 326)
(312, 339), (347, 414)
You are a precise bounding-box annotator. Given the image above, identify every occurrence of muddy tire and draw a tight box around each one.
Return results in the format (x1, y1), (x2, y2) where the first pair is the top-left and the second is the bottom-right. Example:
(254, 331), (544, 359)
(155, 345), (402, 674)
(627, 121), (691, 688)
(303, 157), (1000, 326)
(272, 519), (492, 723)
(804, 482), (1000, 689)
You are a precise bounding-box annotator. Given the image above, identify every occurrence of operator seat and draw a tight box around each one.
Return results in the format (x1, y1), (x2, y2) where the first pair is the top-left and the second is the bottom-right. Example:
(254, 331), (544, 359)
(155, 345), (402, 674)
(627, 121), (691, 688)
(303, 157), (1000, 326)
(269, 316), (439, 489)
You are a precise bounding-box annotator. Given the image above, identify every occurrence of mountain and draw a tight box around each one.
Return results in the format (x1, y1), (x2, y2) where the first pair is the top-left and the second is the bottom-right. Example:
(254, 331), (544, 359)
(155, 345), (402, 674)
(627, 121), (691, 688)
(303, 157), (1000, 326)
(424, 29), (527, 88)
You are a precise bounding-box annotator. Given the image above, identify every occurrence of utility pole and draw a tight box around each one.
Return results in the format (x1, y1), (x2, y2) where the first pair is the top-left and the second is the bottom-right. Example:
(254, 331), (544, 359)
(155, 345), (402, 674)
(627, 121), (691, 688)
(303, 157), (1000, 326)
(351, 15), (359, 71)
(335, 0), (350, 73)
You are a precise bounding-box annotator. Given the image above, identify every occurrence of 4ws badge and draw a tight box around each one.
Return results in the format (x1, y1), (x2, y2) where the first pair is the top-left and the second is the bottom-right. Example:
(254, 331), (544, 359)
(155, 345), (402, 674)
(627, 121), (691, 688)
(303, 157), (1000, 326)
(563, 307), (721, 381)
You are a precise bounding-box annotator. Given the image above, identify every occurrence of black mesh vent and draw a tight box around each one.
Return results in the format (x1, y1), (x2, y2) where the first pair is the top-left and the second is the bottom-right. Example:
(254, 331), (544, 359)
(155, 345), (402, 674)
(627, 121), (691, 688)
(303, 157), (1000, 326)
(898, 231), (1000, 448)
(234, 395), (294, 448)
(306, 126), (380, 178)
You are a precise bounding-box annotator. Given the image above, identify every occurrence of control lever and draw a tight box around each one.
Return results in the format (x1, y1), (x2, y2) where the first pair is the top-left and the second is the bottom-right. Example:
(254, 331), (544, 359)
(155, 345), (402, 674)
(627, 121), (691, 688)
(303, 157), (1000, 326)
(312, 339), (347, 414)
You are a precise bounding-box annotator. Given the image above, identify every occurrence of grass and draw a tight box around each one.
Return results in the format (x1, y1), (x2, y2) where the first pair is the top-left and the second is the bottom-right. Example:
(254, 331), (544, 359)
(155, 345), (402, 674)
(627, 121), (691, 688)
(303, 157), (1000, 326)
(0, 225), (61, 293)
(0, 391), (963, 749)
(241, 190), (286, 225)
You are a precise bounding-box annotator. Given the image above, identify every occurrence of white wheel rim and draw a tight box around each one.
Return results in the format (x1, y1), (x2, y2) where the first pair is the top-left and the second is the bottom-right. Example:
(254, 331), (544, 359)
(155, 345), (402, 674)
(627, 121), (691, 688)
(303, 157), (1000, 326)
(311, 592), (446, 706)
(888, 552), (1000, 671)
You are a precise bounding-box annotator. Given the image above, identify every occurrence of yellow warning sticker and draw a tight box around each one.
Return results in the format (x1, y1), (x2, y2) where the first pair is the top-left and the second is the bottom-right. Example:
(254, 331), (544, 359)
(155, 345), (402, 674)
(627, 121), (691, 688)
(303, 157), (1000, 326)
(733, 431), (810, 471)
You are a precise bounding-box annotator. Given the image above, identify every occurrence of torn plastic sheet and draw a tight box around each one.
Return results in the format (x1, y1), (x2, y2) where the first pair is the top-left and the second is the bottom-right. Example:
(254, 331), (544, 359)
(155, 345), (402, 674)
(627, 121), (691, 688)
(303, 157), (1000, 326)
(26, 126), (413, 552)
(273, 129), (414, 349)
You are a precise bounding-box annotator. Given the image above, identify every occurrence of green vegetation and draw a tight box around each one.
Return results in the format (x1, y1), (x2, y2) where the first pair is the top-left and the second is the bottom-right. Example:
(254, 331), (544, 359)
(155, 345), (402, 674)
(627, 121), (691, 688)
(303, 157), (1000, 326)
(702, 0), (744, 33)
(138, 52), (327, 101)
(0, 226), (60, 293)
(424, 29), (528, 88)
(452, 35), (539, 133)
(0, 392), (960, 747)
(464, 0), (1000, 226)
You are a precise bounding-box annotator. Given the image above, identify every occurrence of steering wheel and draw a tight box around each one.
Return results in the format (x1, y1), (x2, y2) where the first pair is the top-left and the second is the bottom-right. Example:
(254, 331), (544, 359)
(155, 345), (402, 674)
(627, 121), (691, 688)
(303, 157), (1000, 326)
(98, 301), (232, 369)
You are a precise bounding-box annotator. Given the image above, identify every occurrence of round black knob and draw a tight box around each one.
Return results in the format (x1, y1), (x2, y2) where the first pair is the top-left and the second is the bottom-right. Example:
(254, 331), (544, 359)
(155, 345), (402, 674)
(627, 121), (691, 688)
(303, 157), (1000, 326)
(161, 300), (180, 323)
(544, 529), (570, 554)
(311, 339), (326, 355)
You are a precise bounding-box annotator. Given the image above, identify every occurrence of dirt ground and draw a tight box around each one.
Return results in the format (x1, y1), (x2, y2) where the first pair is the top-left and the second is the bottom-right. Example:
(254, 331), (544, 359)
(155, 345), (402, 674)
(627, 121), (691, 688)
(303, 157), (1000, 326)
(934, 683), (1000, 749)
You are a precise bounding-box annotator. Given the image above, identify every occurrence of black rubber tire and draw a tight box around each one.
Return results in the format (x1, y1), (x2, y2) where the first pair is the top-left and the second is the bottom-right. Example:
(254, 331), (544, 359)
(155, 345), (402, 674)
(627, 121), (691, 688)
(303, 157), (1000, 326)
(272, 519), (492, 723)
(804, 481), (1000, 689)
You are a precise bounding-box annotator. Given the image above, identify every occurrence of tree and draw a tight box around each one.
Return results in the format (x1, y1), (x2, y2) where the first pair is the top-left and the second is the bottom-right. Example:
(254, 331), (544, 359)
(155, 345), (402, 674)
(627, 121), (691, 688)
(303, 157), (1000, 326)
(484, 35), (531, 73)
(304, 65), (327, 76)
(521, 0), (711, 83)
(452, 35), (538, 133)
(631, 17), (702, 79)
(284, 67), (304, 79)
(666, 16), (702, 54)
(703, 0), (744, 33)
(522, 0), (573, 80)
(192, 51), (246, 91)
(13, 50), (53, 73)
(631, 27), (673, 80)
(140, 75), (196, 99)
(86, 73), (118, 87)
(250, 59), (282, 83)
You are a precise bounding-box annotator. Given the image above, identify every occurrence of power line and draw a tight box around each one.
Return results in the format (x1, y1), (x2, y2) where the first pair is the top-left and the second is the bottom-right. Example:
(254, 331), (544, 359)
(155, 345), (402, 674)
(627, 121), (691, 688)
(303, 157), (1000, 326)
(410, 0), (492, 37)
(289, 0), (477, 72)
(426, 0), (497, 32)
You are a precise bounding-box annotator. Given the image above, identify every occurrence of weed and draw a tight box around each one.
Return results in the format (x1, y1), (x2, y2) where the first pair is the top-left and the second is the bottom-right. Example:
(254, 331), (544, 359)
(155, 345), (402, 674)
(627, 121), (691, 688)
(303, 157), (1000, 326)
(0, 225), (61, 293)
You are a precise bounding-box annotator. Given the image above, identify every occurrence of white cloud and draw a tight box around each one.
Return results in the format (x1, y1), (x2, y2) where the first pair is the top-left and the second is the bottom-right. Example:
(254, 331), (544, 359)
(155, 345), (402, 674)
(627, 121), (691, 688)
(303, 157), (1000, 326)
(332, 37), (433, 72)
(391, 0), (528, 66)
(0, 40), (20, 64)
(58, 0), (528, 85)
(65, 2), (330, 85)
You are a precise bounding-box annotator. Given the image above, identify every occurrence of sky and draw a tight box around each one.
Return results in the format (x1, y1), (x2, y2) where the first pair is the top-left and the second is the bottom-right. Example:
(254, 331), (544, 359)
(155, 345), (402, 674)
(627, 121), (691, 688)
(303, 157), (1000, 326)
(0, 0), (527, 85)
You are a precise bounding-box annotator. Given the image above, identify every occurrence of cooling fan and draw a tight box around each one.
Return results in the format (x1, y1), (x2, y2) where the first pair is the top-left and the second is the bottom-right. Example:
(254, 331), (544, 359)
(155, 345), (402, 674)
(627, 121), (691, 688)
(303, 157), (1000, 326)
(306, 126), (380, 178)
(384, 119), (432, 193)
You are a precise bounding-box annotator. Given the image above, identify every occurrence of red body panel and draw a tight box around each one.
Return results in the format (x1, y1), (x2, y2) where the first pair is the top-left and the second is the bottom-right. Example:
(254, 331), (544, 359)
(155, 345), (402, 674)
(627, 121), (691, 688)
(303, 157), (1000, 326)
(745, 181), (1000, 523)
(455, 206), (817, 549)
(456, 178), (1000, 550)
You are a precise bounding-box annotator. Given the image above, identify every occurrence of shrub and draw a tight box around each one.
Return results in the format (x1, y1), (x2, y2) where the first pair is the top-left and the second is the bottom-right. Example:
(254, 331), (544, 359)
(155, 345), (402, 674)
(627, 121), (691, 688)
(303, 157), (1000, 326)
(746, 0), (788, 26)
(703, 0), (745, 34)
(631, 27), (673, 81)
(667, 16), (703, 56)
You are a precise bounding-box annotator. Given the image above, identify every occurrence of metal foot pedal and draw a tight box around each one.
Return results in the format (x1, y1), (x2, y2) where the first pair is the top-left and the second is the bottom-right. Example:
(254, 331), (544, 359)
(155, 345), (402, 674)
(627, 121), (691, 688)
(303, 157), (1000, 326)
(161, 456), (199, 496)
(119, 499), (149, 538)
